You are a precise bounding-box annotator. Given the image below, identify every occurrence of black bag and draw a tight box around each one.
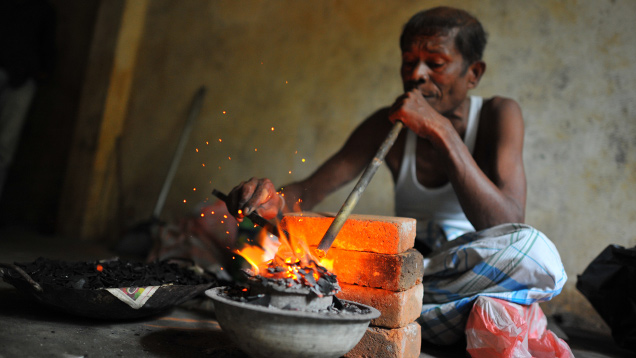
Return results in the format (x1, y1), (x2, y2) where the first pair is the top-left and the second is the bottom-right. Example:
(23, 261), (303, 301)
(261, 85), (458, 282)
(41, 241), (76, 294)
(577, 244), (636, 352)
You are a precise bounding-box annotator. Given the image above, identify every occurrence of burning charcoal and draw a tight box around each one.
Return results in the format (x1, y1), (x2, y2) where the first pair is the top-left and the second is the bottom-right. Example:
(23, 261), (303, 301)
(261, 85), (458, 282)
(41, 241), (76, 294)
(332, 295), (344, 310)
(303, 272), (317, 287)
(341, 301), (371, 315)
(315, 276), (340, 296)
(308, 286), (323, 297)
(313, 263), (328, 274)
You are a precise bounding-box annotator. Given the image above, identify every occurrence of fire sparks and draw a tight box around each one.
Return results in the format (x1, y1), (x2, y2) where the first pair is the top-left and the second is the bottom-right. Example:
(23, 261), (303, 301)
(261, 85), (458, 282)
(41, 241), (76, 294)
(293, 199), (303, 212)
(96, 264), (104, 272)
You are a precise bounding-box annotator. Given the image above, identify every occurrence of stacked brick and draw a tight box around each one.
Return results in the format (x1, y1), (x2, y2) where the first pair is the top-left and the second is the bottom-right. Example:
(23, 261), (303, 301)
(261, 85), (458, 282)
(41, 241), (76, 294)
(281, 212), (424, 358)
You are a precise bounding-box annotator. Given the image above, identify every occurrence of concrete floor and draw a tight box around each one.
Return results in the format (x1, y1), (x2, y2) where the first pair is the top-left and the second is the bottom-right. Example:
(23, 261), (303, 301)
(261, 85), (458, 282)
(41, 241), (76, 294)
(0, 226), (633, 358)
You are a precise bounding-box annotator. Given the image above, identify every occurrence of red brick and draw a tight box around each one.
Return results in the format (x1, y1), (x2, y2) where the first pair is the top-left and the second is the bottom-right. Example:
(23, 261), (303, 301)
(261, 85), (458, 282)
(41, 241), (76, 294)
(345, 322), (421, 358)
(281, 212), (416, 254)
(327, 248), (424, 291)
(338, 283), (423, 329)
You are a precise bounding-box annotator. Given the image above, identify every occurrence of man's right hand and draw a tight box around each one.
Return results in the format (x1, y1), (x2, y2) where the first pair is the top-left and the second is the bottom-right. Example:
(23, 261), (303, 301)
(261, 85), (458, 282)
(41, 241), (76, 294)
(226, 177), (283, 222)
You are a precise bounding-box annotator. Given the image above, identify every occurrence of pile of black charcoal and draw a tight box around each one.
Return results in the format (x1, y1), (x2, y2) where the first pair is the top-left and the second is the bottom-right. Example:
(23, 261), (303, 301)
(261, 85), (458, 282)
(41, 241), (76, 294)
(12, 257), (217, 290)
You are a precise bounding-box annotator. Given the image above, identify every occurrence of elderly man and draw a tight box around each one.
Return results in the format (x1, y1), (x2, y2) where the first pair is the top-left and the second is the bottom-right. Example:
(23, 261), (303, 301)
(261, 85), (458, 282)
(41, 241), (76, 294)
(221, 6), (565, 346)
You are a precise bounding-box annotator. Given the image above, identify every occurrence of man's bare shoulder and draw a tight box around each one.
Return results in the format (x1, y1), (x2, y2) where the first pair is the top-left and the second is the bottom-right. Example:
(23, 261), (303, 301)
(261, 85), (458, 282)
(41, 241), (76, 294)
(475, 96), (524, 157)
(481, 96), (523, 125)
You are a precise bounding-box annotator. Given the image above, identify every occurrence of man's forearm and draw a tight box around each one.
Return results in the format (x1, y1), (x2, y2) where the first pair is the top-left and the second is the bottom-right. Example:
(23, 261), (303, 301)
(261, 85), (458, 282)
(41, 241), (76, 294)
(442, 129), (525, 230)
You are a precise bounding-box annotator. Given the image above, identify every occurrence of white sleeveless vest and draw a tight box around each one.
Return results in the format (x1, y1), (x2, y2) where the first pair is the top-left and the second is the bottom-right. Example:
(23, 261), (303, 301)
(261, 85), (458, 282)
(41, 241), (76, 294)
(394, 96), (483, 241)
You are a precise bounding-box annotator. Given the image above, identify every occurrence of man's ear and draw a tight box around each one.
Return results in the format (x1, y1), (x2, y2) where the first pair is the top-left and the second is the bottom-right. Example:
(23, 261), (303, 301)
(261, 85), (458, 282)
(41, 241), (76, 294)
(467, 61), (486, 89)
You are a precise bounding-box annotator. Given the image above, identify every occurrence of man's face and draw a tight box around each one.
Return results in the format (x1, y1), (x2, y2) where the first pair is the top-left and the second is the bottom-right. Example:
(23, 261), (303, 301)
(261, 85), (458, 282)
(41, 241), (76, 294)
(400, 30), (474, 115)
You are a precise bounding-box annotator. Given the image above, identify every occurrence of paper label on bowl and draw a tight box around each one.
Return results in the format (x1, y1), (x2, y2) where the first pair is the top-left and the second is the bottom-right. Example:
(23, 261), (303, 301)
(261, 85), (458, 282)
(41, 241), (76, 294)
(106, 286), (160, 309)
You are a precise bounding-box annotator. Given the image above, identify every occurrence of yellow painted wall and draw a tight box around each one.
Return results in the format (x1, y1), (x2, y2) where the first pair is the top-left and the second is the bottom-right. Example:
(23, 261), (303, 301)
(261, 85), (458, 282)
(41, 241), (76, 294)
(121, 0), (636, 330)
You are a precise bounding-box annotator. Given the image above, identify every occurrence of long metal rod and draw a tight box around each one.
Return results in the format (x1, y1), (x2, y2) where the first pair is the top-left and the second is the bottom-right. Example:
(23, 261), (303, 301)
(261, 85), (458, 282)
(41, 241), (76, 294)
(316, 121), (404, 255)
(152, 86), (207, 219)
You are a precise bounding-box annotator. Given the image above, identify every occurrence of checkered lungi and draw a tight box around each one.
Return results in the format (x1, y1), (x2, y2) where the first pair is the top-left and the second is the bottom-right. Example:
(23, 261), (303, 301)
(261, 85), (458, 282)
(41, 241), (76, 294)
(418, 223), (567, 345)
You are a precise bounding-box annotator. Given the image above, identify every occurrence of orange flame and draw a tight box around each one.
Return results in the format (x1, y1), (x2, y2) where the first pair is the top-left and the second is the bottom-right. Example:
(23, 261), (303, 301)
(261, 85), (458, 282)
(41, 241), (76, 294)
(233, 221), (333, 281)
